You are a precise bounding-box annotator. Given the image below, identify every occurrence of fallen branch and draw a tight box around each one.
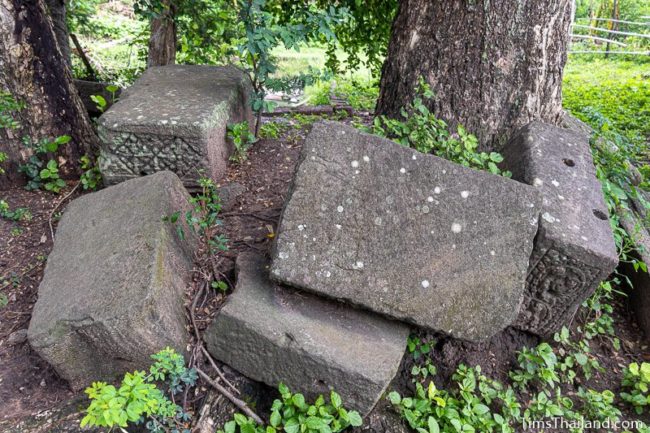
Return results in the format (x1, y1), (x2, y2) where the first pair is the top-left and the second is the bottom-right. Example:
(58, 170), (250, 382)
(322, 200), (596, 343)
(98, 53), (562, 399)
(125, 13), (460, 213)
(196, 368), (263, 425)
(200, 345), (240, 395)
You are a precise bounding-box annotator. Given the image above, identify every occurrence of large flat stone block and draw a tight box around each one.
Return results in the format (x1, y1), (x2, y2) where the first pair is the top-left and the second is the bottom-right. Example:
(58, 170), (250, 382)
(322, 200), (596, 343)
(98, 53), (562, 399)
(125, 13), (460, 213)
(502, 121), (618, 337)
(205, 254), (409, 416)
(98, 65), (252, 188)
(269, 121), (541, 342)
(28, 171), (196, 390)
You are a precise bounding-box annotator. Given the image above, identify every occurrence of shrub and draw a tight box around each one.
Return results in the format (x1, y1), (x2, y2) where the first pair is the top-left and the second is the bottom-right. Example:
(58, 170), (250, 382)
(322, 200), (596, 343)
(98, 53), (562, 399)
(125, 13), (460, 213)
(81, 347), (196, 432)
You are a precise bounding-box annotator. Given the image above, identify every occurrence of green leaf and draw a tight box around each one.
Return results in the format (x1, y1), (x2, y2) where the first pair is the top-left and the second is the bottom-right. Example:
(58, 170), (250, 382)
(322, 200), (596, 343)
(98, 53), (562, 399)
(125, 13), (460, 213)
(347, 411), (362, 427)
(284, 418), (300, 433)
(330, 391), (342, 409)
(427, 416), (440, 433)
(388, 391), (401, 405)
(473, 404), (490, 416)
(55, 135), (71, 145)
(270, 410), (281, 427)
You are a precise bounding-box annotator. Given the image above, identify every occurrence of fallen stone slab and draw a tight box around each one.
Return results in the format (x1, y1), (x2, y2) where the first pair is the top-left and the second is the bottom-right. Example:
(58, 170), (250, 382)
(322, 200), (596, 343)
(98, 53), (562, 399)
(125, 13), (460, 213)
(205, 253), (409, 416)
(502, 121), (618, 337)
(28, 171), (196, 390)
(270, 121), (541, 342)
(98, 65), (253, 188)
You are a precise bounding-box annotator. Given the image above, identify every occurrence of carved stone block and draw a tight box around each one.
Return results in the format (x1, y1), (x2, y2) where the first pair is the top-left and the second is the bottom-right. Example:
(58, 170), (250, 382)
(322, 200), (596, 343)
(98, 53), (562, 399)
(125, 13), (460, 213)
(97, 65), (252, 188)
(502, 120), (618, 337)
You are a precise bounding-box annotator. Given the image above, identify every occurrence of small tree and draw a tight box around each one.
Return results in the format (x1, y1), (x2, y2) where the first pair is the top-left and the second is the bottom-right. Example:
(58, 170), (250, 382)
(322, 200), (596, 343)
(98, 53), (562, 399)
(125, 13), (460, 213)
(236, 0), (348, 135)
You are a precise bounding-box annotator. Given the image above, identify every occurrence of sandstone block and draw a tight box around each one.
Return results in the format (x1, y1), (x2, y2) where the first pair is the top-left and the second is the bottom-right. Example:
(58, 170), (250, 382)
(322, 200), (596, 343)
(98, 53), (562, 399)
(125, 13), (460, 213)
(28, 171), (196, 389)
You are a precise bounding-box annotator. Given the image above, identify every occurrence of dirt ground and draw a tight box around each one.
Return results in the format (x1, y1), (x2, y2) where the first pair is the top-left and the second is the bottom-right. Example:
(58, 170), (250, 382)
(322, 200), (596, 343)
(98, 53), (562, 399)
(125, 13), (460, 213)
(1, 114), (649, 432)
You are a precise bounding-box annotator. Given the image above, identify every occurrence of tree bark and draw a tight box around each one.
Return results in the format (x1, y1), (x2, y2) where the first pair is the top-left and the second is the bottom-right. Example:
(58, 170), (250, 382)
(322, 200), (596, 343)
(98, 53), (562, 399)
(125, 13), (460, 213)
(0, 0), (99, 188)
(377, 0), (574, 150)
(44, 0), (71, 68)
(147, 0), (177, 67)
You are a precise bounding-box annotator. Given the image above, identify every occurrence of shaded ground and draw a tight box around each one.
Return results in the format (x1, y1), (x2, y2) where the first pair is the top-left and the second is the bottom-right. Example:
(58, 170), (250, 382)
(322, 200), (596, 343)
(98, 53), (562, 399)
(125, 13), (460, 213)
(1, 113), (649, 432)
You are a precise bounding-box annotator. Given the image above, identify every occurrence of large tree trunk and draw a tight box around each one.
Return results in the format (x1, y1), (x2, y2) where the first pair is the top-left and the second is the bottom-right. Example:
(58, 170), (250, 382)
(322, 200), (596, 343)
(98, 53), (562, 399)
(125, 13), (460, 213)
(377, 0), (573, 150)
(44, 0), (71, 68)
(0, 0), (99, 188)
(147, 0), (177, 67)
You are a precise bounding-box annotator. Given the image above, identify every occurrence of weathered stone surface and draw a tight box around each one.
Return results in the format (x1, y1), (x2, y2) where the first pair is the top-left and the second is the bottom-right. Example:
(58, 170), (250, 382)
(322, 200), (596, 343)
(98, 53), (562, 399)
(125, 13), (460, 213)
(98, 65), (253, 188)
(7, 329), (28, 345)
(28, 171), (196, 390)
(502, 121), (618, 337)
(270, 121), (541, 342)
(218, 181), (246, 211)
(619, 208), (650, 343)
(205, 253), (409, 416)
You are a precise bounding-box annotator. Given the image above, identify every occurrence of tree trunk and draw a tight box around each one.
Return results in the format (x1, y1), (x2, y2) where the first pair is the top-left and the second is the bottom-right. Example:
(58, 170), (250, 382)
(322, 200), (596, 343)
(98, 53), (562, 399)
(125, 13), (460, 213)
(44, 0), (71, 68)
(147, 0), (177, 67)
(0, 0), (99, 188)
(377, 0), (574, 150)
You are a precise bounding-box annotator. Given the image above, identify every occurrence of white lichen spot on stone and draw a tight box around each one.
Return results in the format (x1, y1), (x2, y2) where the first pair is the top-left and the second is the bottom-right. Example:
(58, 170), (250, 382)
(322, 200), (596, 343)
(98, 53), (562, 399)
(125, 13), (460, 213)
(412, 154), (417, 160)
(427, 196), (434, 203)
(422, 205), (430, 214)
(442, 170), (447, 174)
(351, 160), (359, 168)
(311, 156), (316, 160)
(354, 261), (364, 269)
(542, 212), (556, 223)
(581, 236), (589, 241)
(325, 271), (331, 278)
(337, 206), (344, 213)
(451, 223), (462, 233)
(374, 217), (382, 226)
(558, 195), (565, 200)
(363, 155), (370, 162)
(490, 251), (495, 256)
(421, 280), (430, 288)
(533, 178), (544, 187)
(335, 224), (342, 229)
(278, 252), (289, 260)
(434, 187), (441, 194)
(298, 225), (305, 231)
(400, 167), (406, 174)
(552, 180), (560, 187)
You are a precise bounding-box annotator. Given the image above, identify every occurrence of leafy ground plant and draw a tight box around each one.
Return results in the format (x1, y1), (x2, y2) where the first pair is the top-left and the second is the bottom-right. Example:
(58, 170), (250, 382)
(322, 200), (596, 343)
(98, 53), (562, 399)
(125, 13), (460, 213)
(20, 135), (71, 193)
(80, 154), (103, 190)
(621, 362), (650, 415)
(164, 176), (228, 254)
(228, 121), (257, 163)
(218, 383), (362, 433)
(81, 347), (196, 433)
(0, 199), (31, 222)
(367, 78), (510, 178)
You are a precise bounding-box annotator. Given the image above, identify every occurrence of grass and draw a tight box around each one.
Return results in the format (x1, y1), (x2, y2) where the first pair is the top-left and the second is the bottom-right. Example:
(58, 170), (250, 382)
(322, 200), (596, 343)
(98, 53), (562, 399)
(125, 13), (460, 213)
(563, 57), (650, 142)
